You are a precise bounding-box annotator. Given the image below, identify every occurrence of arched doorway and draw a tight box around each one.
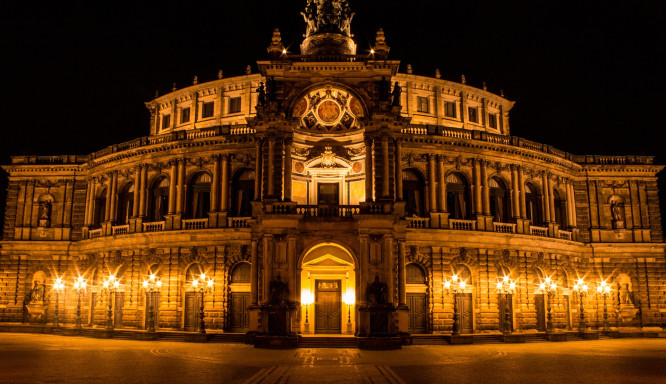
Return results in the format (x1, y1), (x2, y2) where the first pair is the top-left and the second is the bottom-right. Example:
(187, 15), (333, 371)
(453, 264), (474, 333)
(187, 172), (212, 219)
(184, 263), (204, 331)
(300, 243), (356, 335)
(228, 262), (251, 333)
(406, 264), (427, 334)
(534, 268), (547, 332)
(231, 169), (255, 217)
(446, 173), (471, 219)
(403, 169), (425, 217)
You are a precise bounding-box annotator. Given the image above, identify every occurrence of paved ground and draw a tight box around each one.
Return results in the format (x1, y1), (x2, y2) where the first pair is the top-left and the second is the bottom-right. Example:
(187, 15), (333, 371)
(0, 333), (665, 384)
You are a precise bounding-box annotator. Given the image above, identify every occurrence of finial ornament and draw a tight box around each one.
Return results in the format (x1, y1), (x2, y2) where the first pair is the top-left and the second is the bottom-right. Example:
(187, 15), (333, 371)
(435, 68), (441, 79)
(371, 28), (390, 57)
(461, 74), (466, 85)
(267, 28), (285, 57)
(172, 82), (177, 91)
(500, 89), (505, 97)
(245, 65), (252, 75)
(193, 76), (198, 85)
(155, 90), (159, 98)
(407, 64), (413, 75)
(218, 69), (223, 79)
(483, 81), (487, 91)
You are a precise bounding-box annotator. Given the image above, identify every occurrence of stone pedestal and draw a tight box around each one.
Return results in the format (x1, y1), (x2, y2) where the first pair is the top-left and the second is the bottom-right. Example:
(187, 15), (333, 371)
(254, 303), (299, 349)
(25, 303), (46, 323)
(91, 329), (115, 339)
(546, 332), (568, 342)
(185, 333), (209, 343)
(580, 331), (600, 340)
(358, 304), (397, 337)
(502, 334), (526, 343)
(445, 335), (474, 344)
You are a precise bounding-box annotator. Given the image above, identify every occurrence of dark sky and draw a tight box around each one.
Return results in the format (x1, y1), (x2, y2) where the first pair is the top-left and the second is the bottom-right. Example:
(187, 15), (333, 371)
(1, 0), (665, 228)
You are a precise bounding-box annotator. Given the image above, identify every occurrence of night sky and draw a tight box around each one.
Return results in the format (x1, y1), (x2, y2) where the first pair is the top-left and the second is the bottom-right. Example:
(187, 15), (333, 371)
(1, 0), (665, 229)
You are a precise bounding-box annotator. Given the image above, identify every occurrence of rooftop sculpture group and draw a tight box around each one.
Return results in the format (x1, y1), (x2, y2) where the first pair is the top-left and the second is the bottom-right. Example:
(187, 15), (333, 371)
(302, 0), (354, 38)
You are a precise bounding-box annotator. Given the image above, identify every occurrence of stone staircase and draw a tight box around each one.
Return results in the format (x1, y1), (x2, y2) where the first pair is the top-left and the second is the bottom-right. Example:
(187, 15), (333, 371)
(299, 336), (358, 348)
(411, 335), (450, 345)
(209, 333), (246, 343)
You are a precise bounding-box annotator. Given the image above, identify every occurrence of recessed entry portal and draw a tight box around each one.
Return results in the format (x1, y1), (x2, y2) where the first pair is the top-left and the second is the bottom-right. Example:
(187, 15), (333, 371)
(301, 243), (356, 335)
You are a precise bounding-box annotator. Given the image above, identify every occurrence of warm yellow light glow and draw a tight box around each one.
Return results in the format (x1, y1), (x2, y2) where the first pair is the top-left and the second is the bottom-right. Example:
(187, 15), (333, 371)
(192, 279), (199, 289)
(496, 282), (503, 290)
(301, 289), (314, 305)
(282, 48), (287, 54)
(370, 49), (375, 54)
(156, 280), (163, 288)
(451, 275), (458, 282)
(142, 281), (148, 288)
(550, 283), (557, 291)
(459, 281), (467, 290)
(545, 277), (551, 284)
(444, 281), (451, 289)
(509, 282), (516, 290)
(503, 275), (509, 282)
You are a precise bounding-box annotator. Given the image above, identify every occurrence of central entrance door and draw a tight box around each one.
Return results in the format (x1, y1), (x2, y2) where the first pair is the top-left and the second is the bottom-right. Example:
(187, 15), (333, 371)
(456, 293), (474, 334)
(184, 292), (201, 332)
(317, 183), (339, 205)
(145, 292), (160, 330)
(315, 280), (341, 334)
(407, 293), (427, 333)
(535, 294), (546, 332)
(229, 292), (250, 332)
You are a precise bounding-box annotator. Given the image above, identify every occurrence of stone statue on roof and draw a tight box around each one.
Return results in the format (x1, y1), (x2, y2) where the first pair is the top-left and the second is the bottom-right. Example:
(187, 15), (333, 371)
(302, 0), (354, 38)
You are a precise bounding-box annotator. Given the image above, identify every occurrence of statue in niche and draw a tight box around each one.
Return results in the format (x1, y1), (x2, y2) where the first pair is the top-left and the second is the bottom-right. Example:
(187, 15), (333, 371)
(391, 81), (402, 107)
(367, 276), (387, 305)
(619, 283), (634, 306)
(256, 82), (266, 106)
(38, 200), (52, 227)
(611, 200), (625, 229)
(269, 275), (288, 306)
(378, 77), (390, 102)
(29, 281), (45, 304)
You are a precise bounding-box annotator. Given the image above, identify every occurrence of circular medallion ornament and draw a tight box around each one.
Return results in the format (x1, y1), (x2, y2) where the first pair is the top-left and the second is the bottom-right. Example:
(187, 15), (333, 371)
(352, 162), (363, 173)
(317, 100), (341, 123)
(294, 162), (305, 174)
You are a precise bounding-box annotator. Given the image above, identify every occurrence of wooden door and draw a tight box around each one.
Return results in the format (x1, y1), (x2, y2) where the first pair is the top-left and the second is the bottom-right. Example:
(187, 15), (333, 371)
(145, 292), (160, 329)
(229, 292), (250, 332)
(318, 183), (339, 205)
(456, 293), (473, 334)
(535, 294), (546, 332)
(407, 293), (427, 334)
(184, 292), (200, 332)
(114, 292), (124, 327)
(564, 295), (572, 330)
(89, 292), (97, 326)
(498, 293), (514, 332)
(315, 280), (341, 334)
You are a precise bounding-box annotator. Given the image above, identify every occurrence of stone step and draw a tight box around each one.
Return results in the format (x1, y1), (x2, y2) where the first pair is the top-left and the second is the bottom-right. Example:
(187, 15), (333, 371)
(208, 333), (246, 343)
(299, 337), (358, 348)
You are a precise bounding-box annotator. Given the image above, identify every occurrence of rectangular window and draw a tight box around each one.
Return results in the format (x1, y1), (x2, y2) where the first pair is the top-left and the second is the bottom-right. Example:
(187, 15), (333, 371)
(181, 107), (190, 123)
(229, 97), (241, 114)
(488, 113), (498, 129)
(444, 101), (456, 118)
(416, 96), (429, 113)
(468, 106), (478, 123)
(202, 102), (214, 118)
(161, 114), (170, 129)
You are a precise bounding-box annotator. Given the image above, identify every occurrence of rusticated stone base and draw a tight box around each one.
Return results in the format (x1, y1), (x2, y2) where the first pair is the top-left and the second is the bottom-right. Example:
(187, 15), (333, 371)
(502, 334), (526, 343)
(546, 332), (568, 342)
(580, 331), (600, 340)
(91, 329), (114, 339)
(254, 335), (299, 349)
(185, 333), (209, 343)
(445, 335), (474, 345)
(357, 337), (402, 350)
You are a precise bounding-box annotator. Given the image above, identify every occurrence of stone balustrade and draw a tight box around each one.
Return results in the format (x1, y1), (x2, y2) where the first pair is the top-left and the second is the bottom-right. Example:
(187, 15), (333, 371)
(558, 230), (572, 240)
(182, 218), (208, 230)
(406, 217), (430, 229)
(530, 225), (548, 237)
(228, 217), (251, 228)
(143, 221), (165, 233)
(89, 228), (104, 238)
(111, 225), (129, 235)
(450, 219), (477, 231)
(493, 222), (516, 233)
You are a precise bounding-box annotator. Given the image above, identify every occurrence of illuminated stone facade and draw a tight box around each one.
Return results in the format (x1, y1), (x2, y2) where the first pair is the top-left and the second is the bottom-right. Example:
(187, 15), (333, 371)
(1, 1), (664, 339)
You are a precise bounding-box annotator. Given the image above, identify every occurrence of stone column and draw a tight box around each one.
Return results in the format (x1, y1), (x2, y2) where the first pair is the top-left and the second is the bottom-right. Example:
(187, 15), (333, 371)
(481, 160), (490, 215)
(519, 168), (526, 219)
(139, 166), (148, 217)
(262, 236), (272, 303)
(268, 137), (275, 198)
(254, 139), (262, 200)
(176, 159), (185, 214)
(569, 182), (577, 227)
(428, 155), (437, 212)
(132, 168), (141, 218)
(394, 138), (403, 200)
(250, 240), (259, 306)
(510, 165), (520, 219)
(438, 156), (447, 212)
(542, 172), (551, 223)
(284, 139), (293, 201)
(364, 138), (373, 202)
(384, 236), (394, 304)
(565, 180), (573, 228)
(110, 172), (118, 222)
(104, 177), (112, 222)
(398, 240), (406, 306)
(211, 156), (220, 212)
(287, 236), (296, 302)
(548, 177), (556, 223)
(220, 155), (229, 211)
(382, 135), (390, 198)
(168, 161), (177, 214)
(473, 159), (482, 215)
(84, 180), (92, 226)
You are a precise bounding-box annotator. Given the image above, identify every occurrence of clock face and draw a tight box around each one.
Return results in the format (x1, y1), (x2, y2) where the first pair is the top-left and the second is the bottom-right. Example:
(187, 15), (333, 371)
(293, 87), (364, 133)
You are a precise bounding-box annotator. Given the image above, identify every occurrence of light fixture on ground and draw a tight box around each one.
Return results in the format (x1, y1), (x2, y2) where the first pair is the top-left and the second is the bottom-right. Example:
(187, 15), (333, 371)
(73, 276), (87, 332)
(496, 275), (516, 336)
(573, 278), (589, 333)
(142, 274), (162, 333)
(301, 288), (314, 333)
(443, 275), (467, 336)
(101, 275), (120, 330)
(596, 280), (612, 333)
(52, 277), (65, 331)
(539, 277), (558, 334)
(191, 273), (213, 334)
